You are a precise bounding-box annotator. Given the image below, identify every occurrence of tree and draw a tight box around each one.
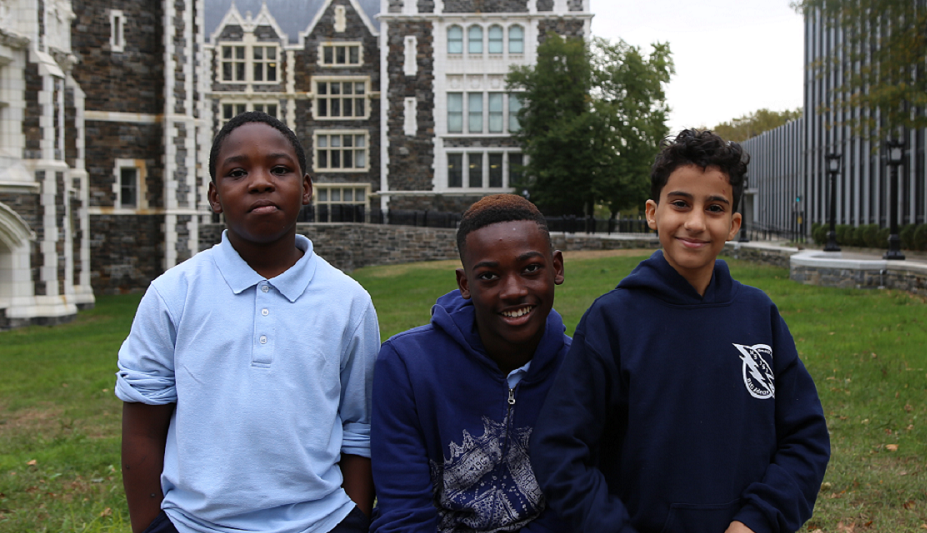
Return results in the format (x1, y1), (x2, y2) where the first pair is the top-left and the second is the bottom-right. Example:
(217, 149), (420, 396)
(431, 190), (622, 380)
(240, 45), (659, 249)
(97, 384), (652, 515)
(505, 35), (673, 217)
(793, 0), (927, 142)
(712, 108), (802, 142)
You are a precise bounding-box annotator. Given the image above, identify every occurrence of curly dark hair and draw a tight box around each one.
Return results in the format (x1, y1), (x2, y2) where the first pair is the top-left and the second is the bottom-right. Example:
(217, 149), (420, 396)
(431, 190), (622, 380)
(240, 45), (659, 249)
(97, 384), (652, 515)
(208, 111), (307, 182)
(456, 194), (551, 261)
(650, 129), (750, 210)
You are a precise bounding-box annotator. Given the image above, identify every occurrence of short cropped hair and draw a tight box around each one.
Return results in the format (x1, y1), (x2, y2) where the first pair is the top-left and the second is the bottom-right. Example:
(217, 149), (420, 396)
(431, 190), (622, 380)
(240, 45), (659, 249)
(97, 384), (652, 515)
(208, 111), (307, 182)
(456, 194), (551, 261)
(650, 129), (750, 210)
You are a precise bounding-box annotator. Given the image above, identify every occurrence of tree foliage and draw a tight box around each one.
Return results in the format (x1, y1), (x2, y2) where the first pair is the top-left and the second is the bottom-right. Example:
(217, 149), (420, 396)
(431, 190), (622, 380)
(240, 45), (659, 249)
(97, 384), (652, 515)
(505, 35), (673, 217)
(712, 108), (802, 142)
(793, 0), (927, 141)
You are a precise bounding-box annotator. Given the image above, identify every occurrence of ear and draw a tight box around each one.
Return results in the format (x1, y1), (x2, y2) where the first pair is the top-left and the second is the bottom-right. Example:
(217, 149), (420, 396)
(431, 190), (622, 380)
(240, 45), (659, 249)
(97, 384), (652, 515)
(552, 250), (565, 286)
(208, 181), (222, 214)
(456, 268), (471, 299)
(645, 199), (658, 230)
(728, 211), (743, 241)
(302, 174), (313, 206)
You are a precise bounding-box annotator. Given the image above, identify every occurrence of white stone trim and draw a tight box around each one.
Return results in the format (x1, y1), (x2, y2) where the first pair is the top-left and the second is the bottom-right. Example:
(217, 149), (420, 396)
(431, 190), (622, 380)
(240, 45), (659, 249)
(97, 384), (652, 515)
(109, 9), (125, 52)
(403, 97), (417, 136)
(84, 110), (161, 123)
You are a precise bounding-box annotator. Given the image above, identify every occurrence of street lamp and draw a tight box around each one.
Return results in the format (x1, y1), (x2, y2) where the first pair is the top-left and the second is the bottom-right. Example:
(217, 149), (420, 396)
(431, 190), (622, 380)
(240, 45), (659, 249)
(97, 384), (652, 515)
(823, 153), (841, 252)
(738, 176), (750, 242)
(884, 140), (906, 260)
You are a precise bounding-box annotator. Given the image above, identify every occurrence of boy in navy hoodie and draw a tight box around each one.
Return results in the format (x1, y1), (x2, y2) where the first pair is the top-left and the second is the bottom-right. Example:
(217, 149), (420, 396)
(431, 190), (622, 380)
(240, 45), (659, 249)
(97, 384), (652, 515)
(370, 194), (568, 532)
(531, 129), (830, 533)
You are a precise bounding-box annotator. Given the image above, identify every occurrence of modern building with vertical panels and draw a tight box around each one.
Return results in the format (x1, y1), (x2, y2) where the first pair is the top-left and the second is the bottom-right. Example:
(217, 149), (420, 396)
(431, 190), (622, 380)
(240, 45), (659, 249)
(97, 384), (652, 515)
(743, 3), (926, 239)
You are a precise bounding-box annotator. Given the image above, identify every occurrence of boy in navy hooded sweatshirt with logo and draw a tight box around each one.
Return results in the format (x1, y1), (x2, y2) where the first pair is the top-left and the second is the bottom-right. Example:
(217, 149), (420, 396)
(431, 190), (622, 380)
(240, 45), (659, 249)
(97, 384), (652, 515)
(370, 194), (569, 533)
(531, 130), (830, 533)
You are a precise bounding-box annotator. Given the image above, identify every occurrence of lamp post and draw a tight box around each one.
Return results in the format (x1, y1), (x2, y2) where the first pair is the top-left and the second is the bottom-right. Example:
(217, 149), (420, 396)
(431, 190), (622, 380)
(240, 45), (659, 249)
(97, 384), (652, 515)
(738, 176), (750, 242)
(823, 153), (841, 252)
(884, 140), (906, 260)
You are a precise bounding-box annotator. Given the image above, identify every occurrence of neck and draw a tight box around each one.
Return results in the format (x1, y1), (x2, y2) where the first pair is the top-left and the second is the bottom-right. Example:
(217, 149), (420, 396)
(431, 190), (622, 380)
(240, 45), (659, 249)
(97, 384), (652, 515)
(229, 233), (304, 279)
(483, 334), (542, 376)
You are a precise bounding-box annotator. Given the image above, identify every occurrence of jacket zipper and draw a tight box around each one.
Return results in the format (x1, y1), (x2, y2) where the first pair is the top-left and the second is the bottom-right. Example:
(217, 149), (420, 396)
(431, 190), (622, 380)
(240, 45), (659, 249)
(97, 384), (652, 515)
(503, 386), (516, 454)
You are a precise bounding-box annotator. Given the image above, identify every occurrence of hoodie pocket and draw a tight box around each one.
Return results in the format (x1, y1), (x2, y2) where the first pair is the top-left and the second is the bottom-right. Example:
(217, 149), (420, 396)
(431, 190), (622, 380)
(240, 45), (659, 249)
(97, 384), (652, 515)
(658, 499), (742, 533)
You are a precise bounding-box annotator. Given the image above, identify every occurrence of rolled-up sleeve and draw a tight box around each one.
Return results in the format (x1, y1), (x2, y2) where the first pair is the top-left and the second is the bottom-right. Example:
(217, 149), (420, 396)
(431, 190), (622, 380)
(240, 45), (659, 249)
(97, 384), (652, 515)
(339, 298), (380, 458)
(115, 286), (178, 405)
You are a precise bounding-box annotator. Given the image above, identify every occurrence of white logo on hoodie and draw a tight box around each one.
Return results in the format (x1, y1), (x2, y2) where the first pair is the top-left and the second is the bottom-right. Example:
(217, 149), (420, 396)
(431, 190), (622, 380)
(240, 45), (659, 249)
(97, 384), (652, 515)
(733, 343), (775, 399)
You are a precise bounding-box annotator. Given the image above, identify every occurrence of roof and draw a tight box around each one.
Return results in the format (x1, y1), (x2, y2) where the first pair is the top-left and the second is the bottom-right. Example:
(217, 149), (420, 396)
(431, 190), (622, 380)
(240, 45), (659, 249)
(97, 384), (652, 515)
(205, 0), (381, 44)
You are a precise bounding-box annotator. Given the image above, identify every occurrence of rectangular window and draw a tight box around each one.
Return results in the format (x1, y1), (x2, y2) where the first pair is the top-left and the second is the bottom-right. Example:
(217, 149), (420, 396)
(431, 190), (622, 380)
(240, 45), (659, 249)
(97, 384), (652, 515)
(313, 185), (368, 222)
(316, 79), (367, 119)
(109, 10), (125, 52)
(222, 45), (246, 82)
(509, 26), (524, 54)
(488, 93), (504, 133)
(468, 93), (483, 133)
(488, 26), (504, 54)
(448, 154), (463, 187)
(321, 43), (362, 66)
(315, 132), (368, 171)
(509, 153), (525, 189)
(448, 26), (463, 54)
(222, 103), (247, 127)
(468, 153), (483, 188)
(489, 154), (503, 188)
(252, 46), (277, 82)
(252, 103), (278, 117)
(468, 26), (483, 55)
(120, 167), (138, 207)
(509, 94), (523, 132)
(448, 93), (463, 133)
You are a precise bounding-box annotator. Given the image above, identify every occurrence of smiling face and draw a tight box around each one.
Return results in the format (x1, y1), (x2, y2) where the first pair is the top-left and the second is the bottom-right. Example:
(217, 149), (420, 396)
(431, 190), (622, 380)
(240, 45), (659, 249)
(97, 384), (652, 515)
(208, 122), (312, 251)
(456, 220), (564, 372)
(646, 164), (742, 295)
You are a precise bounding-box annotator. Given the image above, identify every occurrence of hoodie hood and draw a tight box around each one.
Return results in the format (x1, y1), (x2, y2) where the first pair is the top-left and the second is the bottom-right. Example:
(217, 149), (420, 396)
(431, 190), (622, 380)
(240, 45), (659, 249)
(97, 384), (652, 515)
(430, 290), (567, 382)
(617, 250), (738, 306)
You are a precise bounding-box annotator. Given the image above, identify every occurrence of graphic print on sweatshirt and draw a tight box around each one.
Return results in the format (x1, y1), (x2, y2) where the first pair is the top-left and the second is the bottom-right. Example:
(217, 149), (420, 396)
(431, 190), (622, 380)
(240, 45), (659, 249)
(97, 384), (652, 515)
(429, 416), (544, 532)
(733, 343), (776, 399)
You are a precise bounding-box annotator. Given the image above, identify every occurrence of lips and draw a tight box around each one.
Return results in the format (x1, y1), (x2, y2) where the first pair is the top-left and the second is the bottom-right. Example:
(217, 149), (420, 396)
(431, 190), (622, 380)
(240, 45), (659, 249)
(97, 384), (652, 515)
(677, 236), (709, 249)
(249, 200), (279, 214)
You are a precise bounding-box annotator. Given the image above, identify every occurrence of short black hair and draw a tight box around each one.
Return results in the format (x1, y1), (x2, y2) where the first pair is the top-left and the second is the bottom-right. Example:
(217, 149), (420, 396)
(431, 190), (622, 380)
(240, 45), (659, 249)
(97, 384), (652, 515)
(650, 129), (750, 210)
(456, 194), (551, 261)
(208, 111), (307, 182)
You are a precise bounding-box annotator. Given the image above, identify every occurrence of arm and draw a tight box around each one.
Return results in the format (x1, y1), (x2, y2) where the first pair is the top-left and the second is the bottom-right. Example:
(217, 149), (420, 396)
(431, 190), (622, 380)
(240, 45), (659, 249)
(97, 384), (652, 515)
(530, 312), (639, 533)
(732, 313), (831, 533)
(369, 343), (439, 533)
(340, 454), (374, 516)
(122, 402), (175, 533)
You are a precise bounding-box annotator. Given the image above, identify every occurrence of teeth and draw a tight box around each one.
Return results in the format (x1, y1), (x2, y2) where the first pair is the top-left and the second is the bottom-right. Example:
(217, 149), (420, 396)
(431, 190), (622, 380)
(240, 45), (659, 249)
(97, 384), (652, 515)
(502, 307), (533, 318)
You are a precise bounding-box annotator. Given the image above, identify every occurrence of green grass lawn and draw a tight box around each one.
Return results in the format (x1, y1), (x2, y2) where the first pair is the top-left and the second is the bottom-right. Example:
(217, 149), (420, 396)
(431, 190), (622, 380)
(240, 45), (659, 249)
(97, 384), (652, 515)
(1, 252), (924, 532)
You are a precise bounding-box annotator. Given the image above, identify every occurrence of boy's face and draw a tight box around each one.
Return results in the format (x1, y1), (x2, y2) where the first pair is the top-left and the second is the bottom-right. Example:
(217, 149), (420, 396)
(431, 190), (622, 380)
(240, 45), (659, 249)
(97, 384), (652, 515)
(208, 122), (311, 249)
(646, 164), (742, 294)
(456, 220), (564, 362)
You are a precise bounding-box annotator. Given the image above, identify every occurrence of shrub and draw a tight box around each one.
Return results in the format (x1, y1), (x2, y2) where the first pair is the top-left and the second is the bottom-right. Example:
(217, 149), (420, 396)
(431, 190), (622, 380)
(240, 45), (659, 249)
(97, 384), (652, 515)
(836, 224), (854, 245)
(913, 224), (927, 251)
(900, 224), (916, 250)
(812, 223), (827, 246)
(862, 224), (881, 248)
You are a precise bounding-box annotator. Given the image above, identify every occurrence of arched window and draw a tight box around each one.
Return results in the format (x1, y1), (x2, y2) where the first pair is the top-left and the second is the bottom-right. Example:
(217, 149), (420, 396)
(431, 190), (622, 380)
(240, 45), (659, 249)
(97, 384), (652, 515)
(468, 25), (483, 55)
(509, 25), (524, 54)
(448, 25), (463, 54)
(488, 25), (503, 54)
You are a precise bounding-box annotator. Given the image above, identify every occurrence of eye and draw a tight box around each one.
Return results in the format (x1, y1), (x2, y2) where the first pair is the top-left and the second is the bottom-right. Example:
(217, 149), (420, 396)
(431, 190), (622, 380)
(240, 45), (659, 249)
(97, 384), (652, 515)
(271, 165), (291, 175)
(524, 263), (542, 274)
(477, 271), (498, 281)
(670, 199), (688, 209)
(226, 168), (247, 178)
(707, 204), (726, 213)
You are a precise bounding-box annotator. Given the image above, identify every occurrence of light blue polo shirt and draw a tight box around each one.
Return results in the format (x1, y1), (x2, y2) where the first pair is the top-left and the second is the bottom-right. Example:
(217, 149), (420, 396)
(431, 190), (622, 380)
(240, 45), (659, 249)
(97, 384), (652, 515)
(116, 232), (379, 533)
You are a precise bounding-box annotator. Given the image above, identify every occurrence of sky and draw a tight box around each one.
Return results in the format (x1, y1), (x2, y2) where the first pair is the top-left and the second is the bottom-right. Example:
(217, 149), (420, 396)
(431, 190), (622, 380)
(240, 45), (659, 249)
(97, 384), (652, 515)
(589, 0), (806, 135)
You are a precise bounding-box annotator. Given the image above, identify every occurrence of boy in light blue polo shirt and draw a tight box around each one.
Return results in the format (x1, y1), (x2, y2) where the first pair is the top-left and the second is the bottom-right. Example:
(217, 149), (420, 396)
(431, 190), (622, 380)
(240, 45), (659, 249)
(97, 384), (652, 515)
(116, 112), (379, 533)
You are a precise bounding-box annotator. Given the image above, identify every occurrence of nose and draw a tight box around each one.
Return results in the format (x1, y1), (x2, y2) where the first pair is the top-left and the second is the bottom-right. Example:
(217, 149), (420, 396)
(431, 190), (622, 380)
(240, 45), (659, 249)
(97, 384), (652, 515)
(499, 273), (528, 301)
(248, 167), (276, 193)
(684, 209), (706, 233)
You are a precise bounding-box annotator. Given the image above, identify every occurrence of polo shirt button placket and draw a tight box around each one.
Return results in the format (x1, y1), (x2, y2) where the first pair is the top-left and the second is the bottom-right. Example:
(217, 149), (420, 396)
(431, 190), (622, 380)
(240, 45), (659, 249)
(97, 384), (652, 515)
(253, 284), (274, 366)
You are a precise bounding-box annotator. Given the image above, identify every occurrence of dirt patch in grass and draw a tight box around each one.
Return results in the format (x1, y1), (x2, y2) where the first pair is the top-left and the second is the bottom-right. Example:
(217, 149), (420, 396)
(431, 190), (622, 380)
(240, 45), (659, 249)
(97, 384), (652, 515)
(0, 403), (65, 439)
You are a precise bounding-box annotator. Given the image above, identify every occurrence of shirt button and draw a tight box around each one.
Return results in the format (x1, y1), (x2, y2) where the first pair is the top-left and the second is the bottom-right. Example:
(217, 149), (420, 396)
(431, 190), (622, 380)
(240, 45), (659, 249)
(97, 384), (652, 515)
(259, 335), (267, 344)
(261, 309), (269, 316)
(261, 285), (269, 293)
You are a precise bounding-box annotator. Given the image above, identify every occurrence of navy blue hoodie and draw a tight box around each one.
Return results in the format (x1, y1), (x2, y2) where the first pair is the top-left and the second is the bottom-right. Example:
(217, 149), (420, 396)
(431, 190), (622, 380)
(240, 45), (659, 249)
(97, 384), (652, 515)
(371, 290), (570, 533)
(531, 251), (830, 533)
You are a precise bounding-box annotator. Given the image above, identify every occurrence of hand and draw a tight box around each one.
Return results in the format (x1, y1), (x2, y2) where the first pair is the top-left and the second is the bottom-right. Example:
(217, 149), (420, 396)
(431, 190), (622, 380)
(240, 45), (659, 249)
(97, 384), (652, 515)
(725, 521), (756, 533)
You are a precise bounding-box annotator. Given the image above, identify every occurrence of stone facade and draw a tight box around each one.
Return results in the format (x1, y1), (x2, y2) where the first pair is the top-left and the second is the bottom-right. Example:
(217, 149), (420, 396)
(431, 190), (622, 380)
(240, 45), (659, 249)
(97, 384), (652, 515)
(90, 215), (165, 294)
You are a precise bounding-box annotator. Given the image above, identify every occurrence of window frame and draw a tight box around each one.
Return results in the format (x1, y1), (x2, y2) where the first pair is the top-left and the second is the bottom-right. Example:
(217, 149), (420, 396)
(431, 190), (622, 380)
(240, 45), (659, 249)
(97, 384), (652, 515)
(488, 25), (504, 55)
(467, 25), (483, 55)
(109, 10), (125, 52)
(509, 25), (525, 55)
(447, 93), (463, 134)
(313, 130), (370, 173)
(220, 44), (247, 83)
(219, 101), (279, 130)
(313, 77), (371, 121)
(445, 151), (524, 191)
(312, 183), (370, 222)
(112, 159), (147, 210)
(447, 25), (463, 55)
(319, 42), (364, 67)
(468, 92), (483, 134)
(251, 45), (278, 83)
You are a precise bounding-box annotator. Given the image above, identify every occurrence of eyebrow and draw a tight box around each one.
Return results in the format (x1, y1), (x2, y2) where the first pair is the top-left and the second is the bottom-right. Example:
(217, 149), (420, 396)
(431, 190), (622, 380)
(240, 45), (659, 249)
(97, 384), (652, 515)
(221, 152), (295, 168)
(666, 191), (731, 205)
(471, 251), (544, 270)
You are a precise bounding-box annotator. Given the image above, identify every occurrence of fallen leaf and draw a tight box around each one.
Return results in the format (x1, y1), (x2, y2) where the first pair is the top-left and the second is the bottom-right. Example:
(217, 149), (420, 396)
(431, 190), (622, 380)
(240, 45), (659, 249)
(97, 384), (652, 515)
(886, 444), (899, 451)
(884, 428), (893, 435)
(904, 500), (916, 510)
(100, 507), (112, 517)
(26, 460), (36, 466)
(837, 521), (856, 533)
(904, 404), (913, 412)
(829, 331), (835, 335)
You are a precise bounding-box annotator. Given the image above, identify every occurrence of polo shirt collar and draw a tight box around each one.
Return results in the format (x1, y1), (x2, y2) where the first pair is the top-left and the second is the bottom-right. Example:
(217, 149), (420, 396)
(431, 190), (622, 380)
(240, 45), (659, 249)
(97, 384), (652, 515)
(213, 231), (316, 302)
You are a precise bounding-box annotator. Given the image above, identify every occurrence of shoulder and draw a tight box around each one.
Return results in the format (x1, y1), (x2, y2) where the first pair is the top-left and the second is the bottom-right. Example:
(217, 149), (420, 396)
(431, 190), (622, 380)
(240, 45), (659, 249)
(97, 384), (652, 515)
(148, 247), (223, 305)
(379, 324), (442, 361)
(730, 278), (778, 310)
(308, 253), (372, 302)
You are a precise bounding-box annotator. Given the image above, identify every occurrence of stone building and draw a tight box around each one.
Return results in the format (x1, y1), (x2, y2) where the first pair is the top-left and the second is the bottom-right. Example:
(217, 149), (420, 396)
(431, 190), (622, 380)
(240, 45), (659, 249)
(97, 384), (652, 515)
(203, 0), (591, 219)
(0, 0), (203, 327)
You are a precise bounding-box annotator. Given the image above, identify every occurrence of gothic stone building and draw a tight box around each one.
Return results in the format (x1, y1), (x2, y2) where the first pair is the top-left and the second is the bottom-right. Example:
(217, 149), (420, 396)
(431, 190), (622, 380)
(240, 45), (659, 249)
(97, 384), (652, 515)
(0, 0), (202, 327)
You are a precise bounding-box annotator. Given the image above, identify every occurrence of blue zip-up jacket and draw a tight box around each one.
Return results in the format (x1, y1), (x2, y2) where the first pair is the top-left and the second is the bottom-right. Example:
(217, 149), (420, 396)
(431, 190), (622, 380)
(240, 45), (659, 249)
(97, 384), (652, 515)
(531, 251), (830, 533)
(371, 290), (571, 533)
